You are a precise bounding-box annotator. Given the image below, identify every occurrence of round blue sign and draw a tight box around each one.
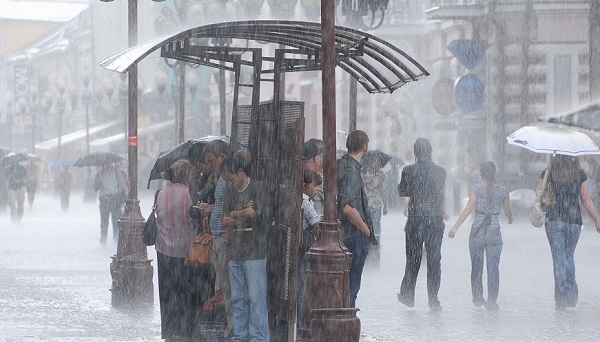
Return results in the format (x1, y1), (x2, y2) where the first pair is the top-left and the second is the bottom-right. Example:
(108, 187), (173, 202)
(454, 74), (484, 113)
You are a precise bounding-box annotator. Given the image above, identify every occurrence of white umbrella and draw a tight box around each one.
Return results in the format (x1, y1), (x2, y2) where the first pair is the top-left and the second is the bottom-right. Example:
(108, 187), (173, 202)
(506, 125), (600, 156)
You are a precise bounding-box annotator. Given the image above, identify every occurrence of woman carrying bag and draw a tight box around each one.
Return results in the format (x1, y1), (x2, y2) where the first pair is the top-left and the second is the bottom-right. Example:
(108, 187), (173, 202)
(536, 154), (600, 311)
(155, 159), (197, 341)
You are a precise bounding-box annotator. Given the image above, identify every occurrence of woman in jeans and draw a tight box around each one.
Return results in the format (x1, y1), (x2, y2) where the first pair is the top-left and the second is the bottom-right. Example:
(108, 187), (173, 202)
(155, 159), (197, 341)
(537, 154), (600, 311)
(448, 161), (513, 311)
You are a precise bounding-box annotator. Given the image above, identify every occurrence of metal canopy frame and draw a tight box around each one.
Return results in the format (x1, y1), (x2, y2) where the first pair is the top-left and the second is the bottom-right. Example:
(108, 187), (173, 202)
(99, 20), (429, 94)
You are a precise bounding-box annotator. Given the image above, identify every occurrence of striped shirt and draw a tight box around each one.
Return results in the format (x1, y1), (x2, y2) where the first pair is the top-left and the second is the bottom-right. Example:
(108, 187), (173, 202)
(155, 182), (196, 258)
(209, 177), (228, 237)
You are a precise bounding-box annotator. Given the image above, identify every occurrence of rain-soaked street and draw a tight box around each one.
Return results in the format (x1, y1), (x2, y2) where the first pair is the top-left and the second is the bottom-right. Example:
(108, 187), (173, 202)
(2, 190), (600, 341)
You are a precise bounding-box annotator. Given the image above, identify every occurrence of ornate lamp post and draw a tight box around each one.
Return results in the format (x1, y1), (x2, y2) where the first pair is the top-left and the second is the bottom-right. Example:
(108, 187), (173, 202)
(6, 95), (13, 150)
(100, 0), (166, 308)
(56, 79), (67, 161)
(17, 97), (28, 149)
(82, 71), (92, 155)
(29, 88), (38, 154)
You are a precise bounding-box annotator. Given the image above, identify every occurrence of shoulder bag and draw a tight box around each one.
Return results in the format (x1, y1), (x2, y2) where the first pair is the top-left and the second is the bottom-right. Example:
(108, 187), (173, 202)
(142, 189), (161, 246)
(185, 226), (213, 265)
(530, 167), (551, 228)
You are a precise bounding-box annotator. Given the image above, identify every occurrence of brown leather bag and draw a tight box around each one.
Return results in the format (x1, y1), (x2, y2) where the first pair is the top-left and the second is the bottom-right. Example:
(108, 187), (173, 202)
(185, 230), (213, 265)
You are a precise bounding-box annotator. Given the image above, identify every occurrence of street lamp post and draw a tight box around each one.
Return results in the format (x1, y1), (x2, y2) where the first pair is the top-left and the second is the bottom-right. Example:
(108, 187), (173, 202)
(82, 72), (92, 155)
(6, 95), (13, 150)
(299, 0), (360, 341)
(56, 80), (66, 161)
(18, 97), (28, 150)
(100, 0), (158, 308)
(30, 88), (38, 154)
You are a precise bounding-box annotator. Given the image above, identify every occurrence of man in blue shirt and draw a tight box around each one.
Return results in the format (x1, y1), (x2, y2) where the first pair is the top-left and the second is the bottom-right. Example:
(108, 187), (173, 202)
(337, 129), (376, 308)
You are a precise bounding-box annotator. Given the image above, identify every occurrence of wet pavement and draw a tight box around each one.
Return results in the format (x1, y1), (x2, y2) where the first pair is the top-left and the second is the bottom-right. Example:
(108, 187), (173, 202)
(2, 191), (600, 341)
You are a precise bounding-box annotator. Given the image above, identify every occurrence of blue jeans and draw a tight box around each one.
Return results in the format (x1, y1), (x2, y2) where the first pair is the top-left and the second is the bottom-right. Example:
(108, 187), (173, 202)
(343, 232), (371, 308)
(399, 216), (445, 308)
(545, 220), (582, 307)
(229, 258), (269, 342)
(370, 209), (382, 237)
(469, 229), (503, 304)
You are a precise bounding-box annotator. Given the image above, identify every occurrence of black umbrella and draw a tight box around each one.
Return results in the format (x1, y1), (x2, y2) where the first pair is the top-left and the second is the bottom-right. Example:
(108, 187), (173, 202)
(361, 150), (393, 169)
(0, 148), (11, 159)
(147, 135), (239, 188)
(0, 152), (30, 167)
(74, 152), (124, 167)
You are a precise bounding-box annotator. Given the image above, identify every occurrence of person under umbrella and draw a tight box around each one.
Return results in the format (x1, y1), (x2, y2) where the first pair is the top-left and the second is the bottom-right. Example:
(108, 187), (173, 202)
(535, 154), (600, 311)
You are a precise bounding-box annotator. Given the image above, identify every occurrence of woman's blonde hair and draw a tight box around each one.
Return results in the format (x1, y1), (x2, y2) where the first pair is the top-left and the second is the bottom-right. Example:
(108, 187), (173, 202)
(161, 159), (191, 184)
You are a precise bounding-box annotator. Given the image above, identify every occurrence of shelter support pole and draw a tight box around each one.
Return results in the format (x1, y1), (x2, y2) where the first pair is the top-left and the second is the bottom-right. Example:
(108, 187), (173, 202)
(591, 0), (600, 101)
(111, 0), (154, 308)
(349, 76), (357, 132)
(219, 66), (227, 135)
(300, 0), (358, 341)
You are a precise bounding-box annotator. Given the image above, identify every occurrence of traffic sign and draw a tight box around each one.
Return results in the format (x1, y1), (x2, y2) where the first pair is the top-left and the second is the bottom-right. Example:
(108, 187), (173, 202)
(454, 74), (484, 113)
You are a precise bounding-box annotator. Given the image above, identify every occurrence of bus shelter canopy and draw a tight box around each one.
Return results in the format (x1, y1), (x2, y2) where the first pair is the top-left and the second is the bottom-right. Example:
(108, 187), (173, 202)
(99, 20), (429, 94)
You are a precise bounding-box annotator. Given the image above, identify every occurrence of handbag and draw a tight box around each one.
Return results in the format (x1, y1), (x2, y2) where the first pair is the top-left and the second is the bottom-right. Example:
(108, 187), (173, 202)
(530, 167), (551, 228)
(142, 189), (161, 246)
(185, 229), (213, 265)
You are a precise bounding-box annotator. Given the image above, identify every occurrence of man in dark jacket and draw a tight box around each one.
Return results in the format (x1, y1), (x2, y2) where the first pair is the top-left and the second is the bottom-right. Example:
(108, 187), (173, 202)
(397, 138), (447, 311)
(337, 129), (376, 308)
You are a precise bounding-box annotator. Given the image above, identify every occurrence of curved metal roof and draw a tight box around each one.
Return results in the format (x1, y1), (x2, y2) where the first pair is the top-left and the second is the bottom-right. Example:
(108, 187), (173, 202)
(99, 20), (429, 94)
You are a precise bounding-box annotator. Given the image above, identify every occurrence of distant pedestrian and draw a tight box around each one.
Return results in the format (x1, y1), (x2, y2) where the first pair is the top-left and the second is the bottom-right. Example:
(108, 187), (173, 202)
(362, 154), (388, 267)
(6, 163), (27, 222)
(25, 162), (39, 208)
(93, 163), (127, 245)
(397, 138), (447, 311)
(56, 166), (73, 211)
(221, 156), (270, 342)
(536, 154), (600, 311)
(448, 161), (513, 311)
(337, 130), (376, 308)
(155, 159), (196, 342)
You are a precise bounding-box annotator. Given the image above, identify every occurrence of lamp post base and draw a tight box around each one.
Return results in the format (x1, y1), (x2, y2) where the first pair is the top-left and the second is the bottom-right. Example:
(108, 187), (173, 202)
(298, 219), (352, 341)
(110, 199), (154, 308)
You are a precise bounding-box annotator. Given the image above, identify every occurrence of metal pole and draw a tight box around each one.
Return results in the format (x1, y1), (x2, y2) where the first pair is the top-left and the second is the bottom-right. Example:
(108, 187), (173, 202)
(57, 97), (63, 161)
(322, 0), (337, 224)
(219, 67), (227, 135)
(85, 95), (90, 155)
(178, 62), (185, 143)
(349, 76), (357, 132)
(110, 0), (154, 308)
(591, 0), (600, 101)
(300, 1), (357, 341)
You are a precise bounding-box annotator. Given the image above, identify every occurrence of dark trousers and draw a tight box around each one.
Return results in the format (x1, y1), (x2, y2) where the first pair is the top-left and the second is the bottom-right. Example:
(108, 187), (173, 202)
(157, 252), (196, 339)
(98, 194), (122, 242)
(469, 230), (503, 304)
(344, 232), (371, 308)
(399, 216), (445, 308)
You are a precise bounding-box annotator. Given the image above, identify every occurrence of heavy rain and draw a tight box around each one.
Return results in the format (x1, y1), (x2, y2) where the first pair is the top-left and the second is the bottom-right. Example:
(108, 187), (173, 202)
(2, 0), (600, 341)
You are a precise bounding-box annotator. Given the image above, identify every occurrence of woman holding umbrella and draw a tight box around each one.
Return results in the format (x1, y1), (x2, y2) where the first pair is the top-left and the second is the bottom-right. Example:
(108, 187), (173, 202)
(537, 154), (600, 311)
